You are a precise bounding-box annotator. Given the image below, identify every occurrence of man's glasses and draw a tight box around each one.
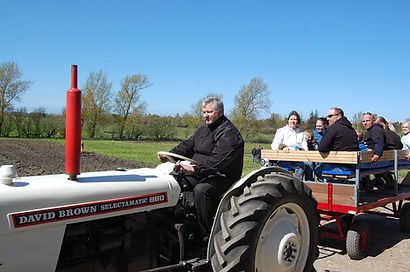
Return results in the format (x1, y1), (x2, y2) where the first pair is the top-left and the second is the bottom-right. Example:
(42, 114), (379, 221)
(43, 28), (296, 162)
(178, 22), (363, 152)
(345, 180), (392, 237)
(362, 111), (372, 116)
(327, 114), (338, 118)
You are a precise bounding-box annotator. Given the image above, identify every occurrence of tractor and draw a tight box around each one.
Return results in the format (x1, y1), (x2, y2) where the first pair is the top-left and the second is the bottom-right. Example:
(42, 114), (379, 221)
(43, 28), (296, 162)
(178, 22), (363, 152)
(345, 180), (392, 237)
(0, 66), (318, 271)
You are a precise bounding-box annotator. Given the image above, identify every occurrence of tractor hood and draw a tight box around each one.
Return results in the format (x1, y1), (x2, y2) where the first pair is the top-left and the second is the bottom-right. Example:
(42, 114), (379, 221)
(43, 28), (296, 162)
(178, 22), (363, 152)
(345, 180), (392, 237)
(0, 163), (180, 235)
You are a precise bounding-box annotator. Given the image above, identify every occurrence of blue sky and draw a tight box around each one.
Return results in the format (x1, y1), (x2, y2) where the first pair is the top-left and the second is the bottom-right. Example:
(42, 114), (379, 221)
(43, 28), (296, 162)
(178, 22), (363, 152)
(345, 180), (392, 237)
(1, 0), (409, 122)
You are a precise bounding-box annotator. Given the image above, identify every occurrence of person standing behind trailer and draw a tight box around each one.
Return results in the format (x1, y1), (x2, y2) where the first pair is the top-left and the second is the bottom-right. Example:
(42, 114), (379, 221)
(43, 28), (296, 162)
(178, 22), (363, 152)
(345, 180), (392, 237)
(271, 110), (307, 179)
(314, 107), (359, 180)
(157, 97), (244, 241)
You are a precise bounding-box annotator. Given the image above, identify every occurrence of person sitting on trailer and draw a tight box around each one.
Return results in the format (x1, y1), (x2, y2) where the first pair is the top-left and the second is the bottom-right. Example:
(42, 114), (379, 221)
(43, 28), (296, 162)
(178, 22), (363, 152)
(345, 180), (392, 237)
(375, 116), (403, 150)
(271, 110), (307, 180)
(362, 112), (386, 163)
(314, 107), (359, 180)
(401, 121), (410, 151)
(363, 113), (398, 189)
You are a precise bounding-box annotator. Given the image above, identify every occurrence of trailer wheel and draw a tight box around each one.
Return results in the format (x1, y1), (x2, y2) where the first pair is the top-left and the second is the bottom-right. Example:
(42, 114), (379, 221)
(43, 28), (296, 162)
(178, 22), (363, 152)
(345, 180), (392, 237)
(211, 172), (318, 272)
(400, 202), (410, 232)
(346, 221), (369, 260)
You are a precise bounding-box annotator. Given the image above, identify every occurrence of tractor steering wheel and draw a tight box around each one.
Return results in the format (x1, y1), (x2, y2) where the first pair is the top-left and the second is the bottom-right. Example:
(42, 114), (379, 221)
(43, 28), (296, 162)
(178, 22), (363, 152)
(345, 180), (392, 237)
(157, 151), (198, 165)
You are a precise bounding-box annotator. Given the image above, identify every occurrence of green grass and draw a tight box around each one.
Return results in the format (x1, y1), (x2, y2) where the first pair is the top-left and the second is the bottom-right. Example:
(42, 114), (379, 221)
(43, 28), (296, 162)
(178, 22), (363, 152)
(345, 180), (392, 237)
(46, 138), (267, 176)
(43, 139), (409, 179)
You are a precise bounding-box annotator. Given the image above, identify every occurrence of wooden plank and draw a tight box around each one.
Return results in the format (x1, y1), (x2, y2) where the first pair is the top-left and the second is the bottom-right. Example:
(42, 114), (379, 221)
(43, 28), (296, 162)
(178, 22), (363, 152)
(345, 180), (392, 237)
(261, 150), (359, 164)
(398, 150), (410, 160)
(305, 182), (355, 207)
(262, 149), (409, 164)
(305, 183), (328, 203)
(333, 185), (355, 206)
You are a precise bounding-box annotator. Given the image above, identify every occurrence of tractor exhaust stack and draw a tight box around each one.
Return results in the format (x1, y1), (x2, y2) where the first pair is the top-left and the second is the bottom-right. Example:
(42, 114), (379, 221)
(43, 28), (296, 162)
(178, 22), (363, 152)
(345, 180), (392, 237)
(65, 65), (81, 181)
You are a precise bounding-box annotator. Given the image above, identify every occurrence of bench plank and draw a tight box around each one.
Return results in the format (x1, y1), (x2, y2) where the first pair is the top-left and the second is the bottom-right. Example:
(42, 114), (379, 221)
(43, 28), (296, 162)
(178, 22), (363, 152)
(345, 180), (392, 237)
(262, 150), (359, 164)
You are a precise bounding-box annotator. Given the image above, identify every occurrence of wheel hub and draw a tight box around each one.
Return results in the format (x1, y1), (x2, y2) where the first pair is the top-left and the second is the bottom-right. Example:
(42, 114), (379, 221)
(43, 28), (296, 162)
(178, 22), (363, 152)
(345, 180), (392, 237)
(255, 204), (310, 272)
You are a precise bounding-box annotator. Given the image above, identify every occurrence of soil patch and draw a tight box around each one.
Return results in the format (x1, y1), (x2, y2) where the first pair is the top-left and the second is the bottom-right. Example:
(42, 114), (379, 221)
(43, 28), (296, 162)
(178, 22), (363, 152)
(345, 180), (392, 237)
(0, 139), (155, 176)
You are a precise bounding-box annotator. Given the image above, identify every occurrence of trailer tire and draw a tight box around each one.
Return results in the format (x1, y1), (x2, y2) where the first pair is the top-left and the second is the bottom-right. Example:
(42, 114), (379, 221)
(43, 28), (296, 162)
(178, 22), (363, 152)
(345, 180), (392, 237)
(400, 202), (410, 232)
(211, 172), (318, 272)
(346, 221), (369, 260)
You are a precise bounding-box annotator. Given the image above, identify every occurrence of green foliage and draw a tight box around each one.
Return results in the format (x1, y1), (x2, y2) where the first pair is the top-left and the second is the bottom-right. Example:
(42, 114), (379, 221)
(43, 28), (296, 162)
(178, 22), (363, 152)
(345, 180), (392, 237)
(301, 110), (319, 131)
(114, 74), (151, 139)
(82, 70), (113, 138)
(0, 61), (32, 135)
(230, 77), (271, 139)
(144, 115), (177, 140)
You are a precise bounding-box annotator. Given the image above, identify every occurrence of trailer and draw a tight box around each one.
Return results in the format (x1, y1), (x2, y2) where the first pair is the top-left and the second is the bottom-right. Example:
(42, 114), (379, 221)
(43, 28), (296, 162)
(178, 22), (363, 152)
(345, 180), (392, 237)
(261, 149), (410, 260)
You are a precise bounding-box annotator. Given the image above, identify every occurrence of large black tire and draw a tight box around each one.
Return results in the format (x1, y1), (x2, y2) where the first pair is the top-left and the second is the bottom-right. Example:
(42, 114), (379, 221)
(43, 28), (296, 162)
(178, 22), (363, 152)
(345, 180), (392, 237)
(400, 202), (410, 232)
(346, 220), (369, 260)
(210, 171), (318, 272)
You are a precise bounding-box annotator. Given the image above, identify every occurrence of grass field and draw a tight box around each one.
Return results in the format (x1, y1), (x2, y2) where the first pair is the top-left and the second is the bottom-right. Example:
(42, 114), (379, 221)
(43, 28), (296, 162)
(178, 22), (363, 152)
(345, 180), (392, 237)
(44, 138), (408, 179)
(47, 139), (270, 176)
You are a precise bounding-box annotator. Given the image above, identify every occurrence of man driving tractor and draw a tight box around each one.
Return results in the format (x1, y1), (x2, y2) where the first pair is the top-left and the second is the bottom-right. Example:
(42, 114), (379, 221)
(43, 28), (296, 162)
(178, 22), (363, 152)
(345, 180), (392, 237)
(158, 97), (244, 242)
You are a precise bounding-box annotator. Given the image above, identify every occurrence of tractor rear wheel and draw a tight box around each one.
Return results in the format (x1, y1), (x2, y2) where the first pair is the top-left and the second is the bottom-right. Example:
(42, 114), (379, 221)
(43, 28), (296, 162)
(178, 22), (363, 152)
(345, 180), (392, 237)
(211, 171), (318, 272)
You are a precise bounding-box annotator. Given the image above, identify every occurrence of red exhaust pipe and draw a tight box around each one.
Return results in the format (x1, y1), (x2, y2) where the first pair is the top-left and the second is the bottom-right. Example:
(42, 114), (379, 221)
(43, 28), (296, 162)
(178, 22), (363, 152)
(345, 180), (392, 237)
(65, 65), (81, 181)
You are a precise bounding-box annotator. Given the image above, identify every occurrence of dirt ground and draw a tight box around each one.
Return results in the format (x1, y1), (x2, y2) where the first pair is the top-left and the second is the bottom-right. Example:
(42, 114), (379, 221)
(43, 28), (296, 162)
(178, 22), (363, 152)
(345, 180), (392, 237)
(1, 139), (409, 271)
(0, 139), (155, 176)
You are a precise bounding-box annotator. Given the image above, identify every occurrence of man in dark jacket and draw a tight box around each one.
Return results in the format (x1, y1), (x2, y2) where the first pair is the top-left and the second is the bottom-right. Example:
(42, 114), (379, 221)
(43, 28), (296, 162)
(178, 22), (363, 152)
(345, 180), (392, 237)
(314, 107), (359, 179)
(362, 113), (386, 163)
(318, 107), (359, 152)
(158, 97), (244, 238)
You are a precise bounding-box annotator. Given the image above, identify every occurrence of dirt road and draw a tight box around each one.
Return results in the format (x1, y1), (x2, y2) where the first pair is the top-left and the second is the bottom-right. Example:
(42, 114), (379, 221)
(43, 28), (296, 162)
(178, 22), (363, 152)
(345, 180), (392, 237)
(314, 211), (410, 272)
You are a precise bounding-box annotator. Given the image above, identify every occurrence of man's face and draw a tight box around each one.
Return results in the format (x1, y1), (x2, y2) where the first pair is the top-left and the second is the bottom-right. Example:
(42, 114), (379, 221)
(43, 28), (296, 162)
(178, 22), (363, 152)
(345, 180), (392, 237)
(402, 123), (410, 135)
(203, 103), (222, 124)
(362, 114), (374, 130)
(326, 109), (340, 126)
(316, 120), (325, 132)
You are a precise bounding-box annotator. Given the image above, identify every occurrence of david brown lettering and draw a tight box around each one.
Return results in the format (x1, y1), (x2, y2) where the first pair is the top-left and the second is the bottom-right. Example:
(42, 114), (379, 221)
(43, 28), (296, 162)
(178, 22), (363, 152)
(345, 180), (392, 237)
(13, 193), (167, 228)
(18, 212), (56, 224)
(58, 205), (98, 218)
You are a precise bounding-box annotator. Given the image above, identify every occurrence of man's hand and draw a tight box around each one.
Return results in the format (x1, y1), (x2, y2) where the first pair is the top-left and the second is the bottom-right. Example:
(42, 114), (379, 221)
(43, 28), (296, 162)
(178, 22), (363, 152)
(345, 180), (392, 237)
(174, 162), (195, 175)
(157, 154), (169, 163)
(371, 154), (380, 163)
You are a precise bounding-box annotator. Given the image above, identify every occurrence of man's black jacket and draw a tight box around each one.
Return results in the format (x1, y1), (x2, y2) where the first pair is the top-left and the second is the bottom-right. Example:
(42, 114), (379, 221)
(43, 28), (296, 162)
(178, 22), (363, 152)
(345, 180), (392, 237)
(318, 116), (359, 152)
(170, 115), (244, 182)
(364, 123), (386, 157)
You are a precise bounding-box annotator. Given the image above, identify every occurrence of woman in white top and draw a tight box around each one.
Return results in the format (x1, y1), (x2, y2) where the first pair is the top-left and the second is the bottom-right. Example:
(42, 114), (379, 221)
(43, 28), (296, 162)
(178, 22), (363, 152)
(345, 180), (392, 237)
(272, 111), (308, 151)
(271, 111), (307, 179)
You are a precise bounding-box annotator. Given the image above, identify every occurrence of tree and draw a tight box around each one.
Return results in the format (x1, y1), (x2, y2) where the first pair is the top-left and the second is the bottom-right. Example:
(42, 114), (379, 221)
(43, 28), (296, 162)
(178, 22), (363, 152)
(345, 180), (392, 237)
(30, 106), (46, 137)
(0, 61), (32, 135)
(82, 70), (113, 138)
(230, 77), (271, 138)
(301, 110), (319, 131)
(114, 74), (151, 139)
(191, 93), (223, 127)
(41, 113), (63, 138)
(145, 115), (176, 140)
